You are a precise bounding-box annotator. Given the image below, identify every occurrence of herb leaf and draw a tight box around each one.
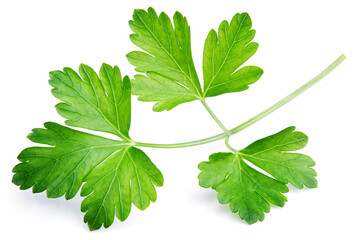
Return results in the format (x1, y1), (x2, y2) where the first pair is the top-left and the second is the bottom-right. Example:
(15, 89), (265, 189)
(198, 152), (288, 224)
(81, 146), (163, 230)
(12, 122), (128, 199)
(49, 63), (131, 140)
(127, 10), (264, 111)
(240, 126), (317, 188)
(127, 7), (202, 111)
(198, 127), (317, 223)
(13, 65), (163, 230)
(203, 13), (263, 98)
(12, 8), (342, 230)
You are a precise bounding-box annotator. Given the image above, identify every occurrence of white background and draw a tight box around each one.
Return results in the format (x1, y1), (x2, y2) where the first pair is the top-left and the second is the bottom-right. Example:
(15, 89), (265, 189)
(1, 0), (359, 239)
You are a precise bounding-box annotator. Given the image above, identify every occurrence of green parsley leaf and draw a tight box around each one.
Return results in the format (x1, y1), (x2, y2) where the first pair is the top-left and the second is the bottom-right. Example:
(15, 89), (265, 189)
(127, 10), (263, 111)
(198, 152), (288, 224)
(12, 8), (339, 229)
(12, 122), (128, 199)
(81, 146), (163, 230)
(198, 127), (317, 224)
(13, 65), (164, 230)
(49, 63), (131, 140)
(202, 13), (263, 98)
(127, 7), (202, 111)
(240, 126), (317, 189)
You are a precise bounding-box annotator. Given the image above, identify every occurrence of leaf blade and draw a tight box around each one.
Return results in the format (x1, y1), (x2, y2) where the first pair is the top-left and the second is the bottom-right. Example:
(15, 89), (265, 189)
(198, 127), (317, 224)
(80, 146), (163, 230)
(49, 64), (131, 140)
(12, 122), (127, 199)
(198, 152), (288, 224)
(127, 7), (202, 111)
(240, 127), (317, 189)
(203, 13), (263, 98)
(13, 122), (163, 230)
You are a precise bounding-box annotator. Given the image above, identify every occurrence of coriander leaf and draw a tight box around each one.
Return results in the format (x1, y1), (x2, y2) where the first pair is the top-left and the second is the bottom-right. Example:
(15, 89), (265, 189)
(198, 127), (317, 224)
(127, 7), (202, 111)
(240, 127), (317, 189)
(81, 146), (163, 230)
(49, 63), (131, 140)
(203, 12), (263, 98)
(12, 122), (163, 230)
(198, 152), (288, 224)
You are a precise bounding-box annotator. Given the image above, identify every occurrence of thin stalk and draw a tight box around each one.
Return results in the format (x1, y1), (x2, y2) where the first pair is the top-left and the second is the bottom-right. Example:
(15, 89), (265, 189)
(134, 132), (227, 148)
(229, 54), (346, 135)
(225, 136), (237, 153)
(201, 99), (235, 152)
(134, 54), (346, 149)
(200, 99), (228, 133)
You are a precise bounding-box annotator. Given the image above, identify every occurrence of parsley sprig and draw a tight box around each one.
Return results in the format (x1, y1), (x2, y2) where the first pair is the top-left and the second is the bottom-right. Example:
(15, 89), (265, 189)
(12, 7), (345, 230)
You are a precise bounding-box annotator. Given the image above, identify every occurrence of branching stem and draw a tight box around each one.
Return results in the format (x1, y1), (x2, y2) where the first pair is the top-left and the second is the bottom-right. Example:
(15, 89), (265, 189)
(200, 99), (236, 152)
(134, 54), (346, 149)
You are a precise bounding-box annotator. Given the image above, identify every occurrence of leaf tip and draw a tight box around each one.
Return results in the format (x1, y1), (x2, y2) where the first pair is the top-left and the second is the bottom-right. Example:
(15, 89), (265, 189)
(79, 63), (89, 71)
(48, 70), (59, 78)
(100, 62), (112, 70)
(174, 10), (185, 21)
(147, 7), (156, 14)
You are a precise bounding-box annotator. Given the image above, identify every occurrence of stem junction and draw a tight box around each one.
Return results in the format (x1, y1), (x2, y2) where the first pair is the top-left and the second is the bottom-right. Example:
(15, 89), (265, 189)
(134, 54), (346, 149)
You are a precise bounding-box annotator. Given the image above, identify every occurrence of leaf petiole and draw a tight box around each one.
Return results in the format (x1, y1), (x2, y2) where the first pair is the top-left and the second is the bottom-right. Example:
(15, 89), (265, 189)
(200, 99), (229, 133)
(200, 99), (236, 152)
(225, 136), (237, 153)
(134, 54), (346, 149)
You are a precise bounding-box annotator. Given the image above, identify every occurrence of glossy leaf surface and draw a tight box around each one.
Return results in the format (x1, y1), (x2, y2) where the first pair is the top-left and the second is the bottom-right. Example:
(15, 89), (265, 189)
(49, 63), (131, 140)
(203, 12), (263, 97)
(198, 127), (316, 224)
(127, 7), (202, 111)
(13, 64), (163, 230)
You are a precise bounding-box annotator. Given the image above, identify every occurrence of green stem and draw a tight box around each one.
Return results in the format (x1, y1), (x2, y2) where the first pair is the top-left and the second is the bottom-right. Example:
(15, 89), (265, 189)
(225, 136), (237, 153)
(200, 99), (228, 133)
(134, 133), (226, 148)
(134, 54), (346, 149)
(229, 54), (346, 135)
(201, 98), (236, 152)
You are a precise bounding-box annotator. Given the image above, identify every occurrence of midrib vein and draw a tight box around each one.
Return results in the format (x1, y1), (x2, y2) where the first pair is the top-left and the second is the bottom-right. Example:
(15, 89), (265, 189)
(135, 11), (202, 98)
(204, 15), (247, 96)
(61, 75), (130, 141)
